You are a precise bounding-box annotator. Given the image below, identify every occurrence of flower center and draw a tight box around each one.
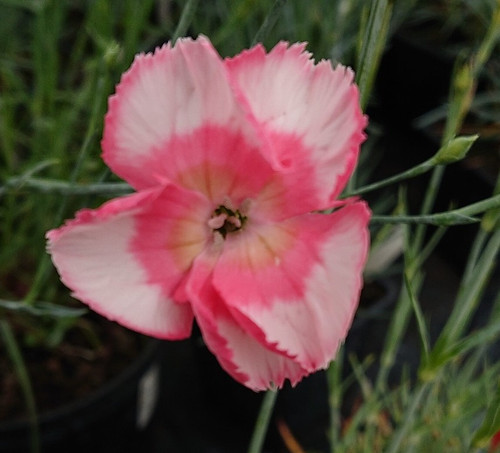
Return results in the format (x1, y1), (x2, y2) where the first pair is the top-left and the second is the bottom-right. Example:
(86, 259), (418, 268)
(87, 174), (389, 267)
(208, 204), (247, 239)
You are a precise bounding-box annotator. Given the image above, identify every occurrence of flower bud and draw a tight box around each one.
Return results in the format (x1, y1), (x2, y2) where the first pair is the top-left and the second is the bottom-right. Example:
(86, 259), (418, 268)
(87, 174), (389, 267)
(432, 134), (478, 165)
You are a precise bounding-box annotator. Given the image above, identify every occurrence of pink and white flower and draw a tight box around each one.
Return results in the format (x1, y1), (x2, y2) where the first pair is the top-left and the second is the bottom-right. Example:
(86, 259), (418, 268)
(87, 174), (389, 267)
(47, 36), (370, 391)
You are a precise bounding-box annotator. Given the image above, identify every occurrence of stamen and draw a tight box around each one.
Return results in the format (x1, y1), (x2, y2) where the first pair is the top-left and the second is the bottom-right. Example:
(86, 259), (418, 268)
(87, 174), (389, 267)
(208, 201), (247, 239)
(207, 213), (227, 229)
(227, 215), (241, 228)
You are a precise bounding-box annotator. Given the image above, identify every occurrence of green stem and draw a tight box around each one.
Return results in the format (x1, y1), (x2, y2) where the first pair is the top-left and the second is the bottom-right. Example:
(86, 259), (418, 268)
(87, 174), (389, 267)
(327, 348), (344, 452)
(0, 160), (59, 197)
(344, 159), (435, 197)
(371, 192), (500, 225)
(346, 135), (477, 198)
(247, 389), (278, 453)
(413, 158), (446, 251)
(0, 299), (87, 318)
(3, 177), (132, 196)
(171, 0), (199, 43)
(0, 320), (40, 453)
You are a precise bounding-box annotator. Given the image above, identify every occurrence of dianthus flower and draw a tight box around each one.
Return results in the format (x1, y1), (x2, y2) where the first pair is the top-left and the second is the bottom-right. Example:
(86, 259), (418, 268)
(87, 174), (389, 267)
(47, 36), (370, 391)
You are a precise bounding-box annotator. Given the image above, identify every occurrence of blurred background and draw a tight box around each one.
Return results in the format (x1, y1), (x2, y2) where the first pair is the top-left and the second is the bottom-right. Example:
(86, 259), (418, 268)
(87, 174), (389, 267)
(1, 1), (500, 452)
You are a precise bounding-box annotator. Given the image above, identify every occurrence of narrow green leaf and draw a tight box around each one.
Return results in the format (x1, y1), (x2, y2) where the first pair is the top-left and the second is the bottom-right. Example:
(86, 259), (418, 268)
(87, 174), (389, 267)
(404, 272), (430, 360)
(438, 229), (500, 347)
(0, 320), (40, 453)
(356, 0), (393, 109)
(472, 381), (500, 448)
(251, 0), (287, 46)
(481, 173), (500, 232)
(385, 383), (430, 453)
(171, 0), (199, 44)
(421, 320), (500, 382)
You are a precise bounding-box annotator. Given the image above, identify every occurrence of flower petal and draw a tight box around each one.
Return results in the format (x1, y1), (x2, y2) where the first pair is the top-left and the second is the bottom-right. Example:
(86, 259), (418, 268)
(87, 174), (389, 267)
(226, 42), (366, 209)
(183, 250), (308, 391)
(102, 35), (253, 190)
(46, 185), (211, 339)
(131, 183), (212, 302)
(212, 202), (371, 371)
(135, 124), (275, 206)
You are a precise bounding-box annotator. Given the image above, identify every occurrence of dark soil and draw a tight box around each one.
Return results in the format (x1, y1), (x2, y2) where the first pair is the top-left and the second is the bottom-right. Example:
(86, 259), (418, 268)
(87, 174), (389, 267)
(0, 313), (144, 422)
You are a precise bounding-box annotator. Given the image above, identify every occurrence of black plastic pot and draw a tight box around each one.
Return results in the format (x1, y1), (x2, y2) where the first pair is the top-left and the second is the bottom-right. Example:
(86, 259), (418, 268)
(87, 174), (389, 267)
(150, 280), (400, 453)
(0, 340), (162, 453)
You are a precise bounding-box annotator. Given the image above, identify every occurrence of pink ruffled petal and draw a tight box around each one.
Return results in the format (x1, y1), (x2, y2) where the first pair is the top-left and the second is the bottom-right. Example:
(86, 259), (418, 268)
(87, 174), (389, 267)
(46, 185), (211, 339)
(131, 183), (213, 302)
(226, 42), (366, 210)
(102, 35), (255, 191)
(184, 251), (308, 391)
(212, 202), (371, 372)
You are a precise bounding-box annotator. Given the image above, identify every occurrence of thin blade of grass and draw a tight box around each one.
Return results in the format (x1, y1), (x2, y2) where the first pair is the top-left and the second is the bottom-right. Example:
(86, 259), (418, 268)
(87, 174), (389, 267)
(356, 0), (393, 110)
(251, 0), (287, 46)
(404, 272), (430, 360)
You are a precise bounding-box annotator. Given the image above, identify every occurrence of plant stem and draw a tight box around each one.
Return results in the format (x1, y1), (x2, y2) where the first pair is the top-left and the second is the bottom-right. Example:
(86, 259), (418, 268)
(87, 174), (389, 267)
(248, 389), (278, 453)
(3, 177), (132, 196)
(0, 160), (59, 197)
(345, 135), (477, 198)
(371, 192), (500, 225)
(0, 320), (40, 453)
(344, 159), (435, 197)
(327, 348), (344, 452)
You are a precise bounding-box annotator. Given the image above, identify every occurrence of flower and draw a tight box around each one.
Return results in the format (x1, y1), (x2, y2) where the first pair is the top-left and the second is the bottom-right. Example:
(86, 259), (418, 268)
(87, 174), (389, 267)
(47, 36), (370, 391)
